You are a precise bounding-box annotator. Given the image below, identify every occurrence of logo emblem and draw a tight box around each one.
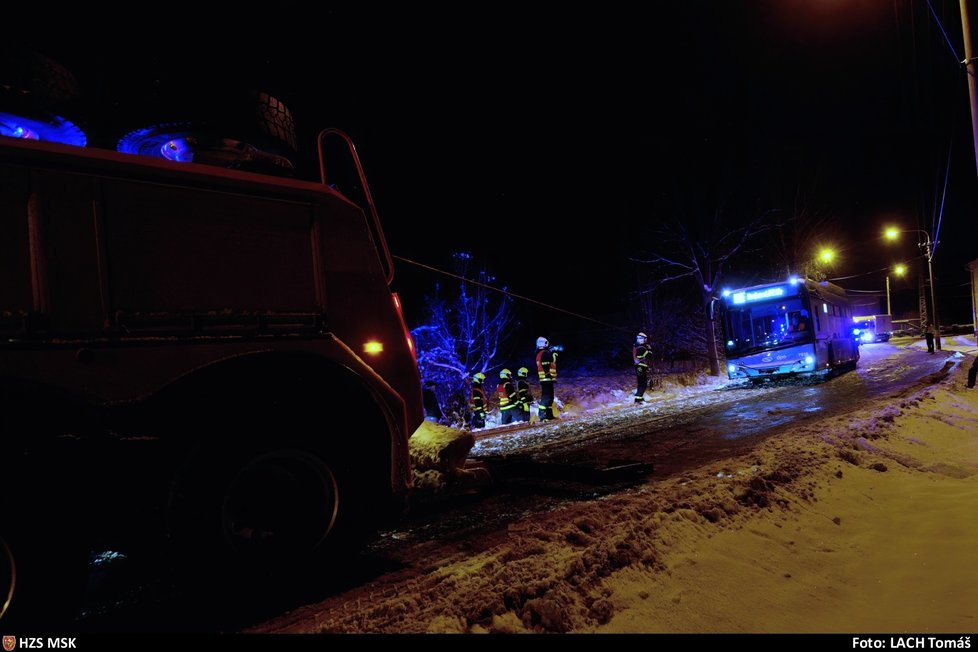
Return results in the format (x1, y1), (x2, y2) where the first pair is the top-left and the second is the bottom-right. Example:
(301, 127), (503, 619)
(3, 636), (15, 651)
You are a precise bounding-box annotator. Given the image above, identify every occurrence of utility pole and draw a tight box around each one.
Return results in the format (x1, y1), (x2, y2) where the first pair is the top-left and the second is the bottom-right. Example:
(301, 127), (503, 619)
(886, 274), (892, 315)
(962, 0), (978, 181)
(919, 272), (928, 333)
(962, 1), (978, 347)
(925, 238), (943, 350)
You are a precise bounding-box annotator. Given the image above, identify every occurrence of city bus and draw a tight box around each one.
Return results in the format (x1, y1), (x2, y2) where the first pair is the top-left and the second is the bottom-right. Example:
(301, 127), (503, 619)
(719, 277), (859, 381)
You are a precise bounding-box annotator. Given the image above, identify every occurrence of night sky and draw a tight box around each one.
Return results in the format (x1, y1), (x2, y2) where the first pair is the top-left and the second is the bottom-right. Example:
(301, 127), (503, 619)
(22, 1), (978, 334)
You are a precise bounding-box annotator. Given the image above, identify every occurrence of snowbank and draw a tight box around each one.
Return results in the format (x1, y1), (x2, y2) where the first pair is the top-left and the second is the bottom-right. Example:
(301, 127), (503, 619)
(408, 421), (476, 496)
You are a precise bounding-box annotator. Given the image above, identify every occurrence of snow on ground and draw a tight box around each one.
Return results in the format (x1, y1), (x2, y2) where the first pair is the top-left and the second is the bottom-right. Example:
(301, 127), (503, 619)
(256, 336), (978, 634)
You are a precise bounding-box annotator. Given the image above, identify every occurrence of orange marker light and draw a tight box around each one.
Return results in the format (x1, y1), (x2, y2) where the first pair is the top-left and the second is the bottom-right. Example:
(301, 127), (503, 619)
(363, 341), (384, 355)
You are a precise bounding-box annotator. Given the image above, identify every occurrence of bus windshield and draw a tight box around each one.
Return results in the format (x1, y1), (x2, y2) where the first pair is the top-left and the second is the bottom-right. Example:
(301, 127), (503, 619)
(723, 297), (813, 356)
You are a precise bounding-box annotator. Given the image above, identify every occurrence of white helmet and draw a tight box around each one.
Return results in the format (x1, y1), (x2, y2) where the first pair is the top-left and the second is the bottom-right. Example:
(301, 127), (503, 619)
(536, 336), (549, 348)
(637, 332), (647, 341)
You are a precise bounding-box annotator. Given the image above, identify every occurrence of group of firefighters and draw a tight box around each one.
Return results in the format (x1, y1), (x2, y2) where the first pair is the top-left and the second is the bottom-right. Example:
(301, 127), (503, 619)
(467, 332), (653, 430)
(469, 336), (558, 428)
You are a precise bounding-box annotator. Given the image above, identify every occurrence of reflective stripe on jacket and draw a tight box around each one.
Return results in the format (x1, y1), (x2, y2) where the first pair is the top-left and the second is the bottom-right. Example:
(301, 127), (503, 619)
(536, 348), (557, 382)
(496, 380), (518, 410)
(470, 385), (487, 413)
(516, 379), (532, 410)
(633, 344), (651, 369)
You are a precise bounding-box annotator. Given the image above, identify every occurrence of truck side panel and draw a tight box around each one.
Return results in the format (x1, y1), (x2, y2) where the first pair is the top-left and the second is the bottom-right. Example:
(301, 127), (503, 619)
(102, 180), (320, 314)
(1, 148), (422, 428)
(0, 165), (35, 326)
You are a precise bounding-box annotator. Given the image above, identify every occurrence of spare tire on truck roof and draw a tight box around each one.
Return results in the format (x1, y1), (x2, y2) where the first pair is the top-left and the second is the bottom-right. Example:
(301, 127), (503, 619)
(117, 89), (298, 174)
(0, 49), (87, 146)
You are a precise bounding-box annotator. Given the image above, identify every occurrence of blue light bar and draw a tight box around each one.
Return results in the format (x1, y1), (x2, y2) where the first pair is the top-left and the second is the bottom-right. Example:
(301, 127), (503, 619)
(0, 111), (87, 147)
(731, 286), (786, 305)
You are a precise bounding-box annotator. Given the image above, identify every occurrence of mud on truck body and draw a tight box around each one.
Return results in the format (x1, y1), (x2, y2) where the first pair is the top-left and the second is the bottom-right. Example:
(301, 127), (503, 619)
(0, 133), (424, 625)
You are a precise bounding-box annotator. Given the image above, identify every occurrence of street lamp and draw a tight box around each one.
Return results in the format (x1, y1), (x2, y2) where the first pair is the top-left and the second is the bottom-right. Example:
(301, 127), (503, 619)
(886, 263), (907, 316)
(884, 227), (941, 350)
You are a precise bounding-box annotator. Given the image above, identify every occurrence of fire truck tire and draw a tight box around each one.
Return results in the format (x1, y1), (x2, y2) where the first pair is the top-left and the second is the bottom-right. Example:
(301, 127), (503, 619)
(0, 49), (80, 103)
(0, 522), (89, 628)
(116, 90), (297, 172)
(166, 437), (380, 596)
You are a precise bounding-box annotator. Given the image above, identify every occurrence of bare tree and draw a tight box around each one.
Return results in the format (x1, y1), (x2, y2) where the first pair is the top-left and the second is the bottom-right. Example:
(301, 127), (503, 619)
(410, 252), (517, 422)
(633, 207), (779, 376)
(768, 180), (837, 281)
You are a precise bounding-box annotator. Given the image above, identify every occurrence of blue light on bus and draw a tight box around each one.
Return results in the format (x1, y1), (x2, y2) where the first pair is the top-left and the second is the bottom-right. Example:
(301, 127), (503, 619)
(728, 363), (738, 374)
(804, 355), (814, 365)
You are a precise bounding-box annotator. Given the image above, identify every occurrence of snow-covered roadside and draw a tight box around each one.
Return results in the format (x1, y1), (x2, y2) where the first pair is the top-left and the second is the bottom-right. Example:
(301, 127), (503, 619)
(598, 342), (978, 633)
(254, 338), (978, 633)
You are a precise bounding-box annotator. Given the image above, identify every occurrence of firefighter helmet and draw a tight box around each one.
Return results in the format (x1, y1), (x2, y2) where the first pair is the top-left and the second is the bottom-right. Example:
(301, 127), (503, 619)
(536, 336), (549, 348)
(517, 367), (529, 378)
(473, 372), (486, 383)
(499, 369), (512, 379)
(637, 332), (648, 341)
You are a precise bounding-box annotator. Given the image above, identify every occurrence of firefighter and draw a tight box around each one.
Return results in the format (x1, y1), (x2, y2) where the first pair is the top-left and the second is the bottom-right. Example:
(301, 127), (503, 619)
(924, 322), (936, 354)
(535, 336), (558, 420)
(633, 331), (652, 403)
(516, 367), (533, 422)
(469, 372), (488, 429)
(496, 369), (520, 425)
(422, 379), (445, 423)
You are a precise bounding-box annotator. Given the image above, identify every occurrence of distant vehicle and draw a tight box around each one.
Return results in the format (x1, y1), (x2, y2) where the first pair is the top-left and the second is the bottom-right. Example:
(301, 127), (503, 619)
(941, 323), (975, 335)
(852, 314), (892, 344)
(719, 277), (859, 382)
(0, 123), (423, 624)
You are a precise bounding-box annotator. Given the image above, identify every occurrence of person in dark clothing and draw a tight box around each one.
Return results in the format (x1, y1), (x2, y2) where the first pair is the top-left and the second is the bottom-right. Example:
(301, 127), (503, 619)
(924, 322), (936, 354)
(495, 369), (519, 425)
(535, 336), (558, 421)
(469, 372), (488, 429)
(516, 367), (533, 422)
(632, 331), (652, 403)
(968, 356), (978, 389)
(422, 379), (444, 423)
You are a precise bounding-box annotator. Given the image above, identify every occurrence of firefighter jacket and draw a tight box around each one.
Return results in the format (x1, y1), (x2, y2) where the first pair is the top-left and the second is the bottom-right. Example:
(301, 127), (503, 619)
(496, 380), (519, 410)
(633, 343), (652, 370)
(536, 347), (557, 382)
(516, 378), (533, 410)
(470, 383), (488, 414)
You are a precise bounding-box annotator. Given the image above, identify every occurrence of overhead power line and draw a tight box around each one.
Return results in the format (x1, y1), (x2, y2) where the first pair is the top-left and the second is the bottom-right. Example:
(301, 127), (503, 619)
(393, 255), (630, 333)
(925, 0), (965, 67)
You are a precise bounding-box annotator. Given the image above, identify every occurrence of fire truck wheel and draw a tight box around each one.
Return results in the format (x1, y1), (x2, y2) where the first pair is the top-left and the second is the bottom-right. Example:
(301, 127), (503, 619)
(166, 442), (361, 590)
(0, 527), (89, 628)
